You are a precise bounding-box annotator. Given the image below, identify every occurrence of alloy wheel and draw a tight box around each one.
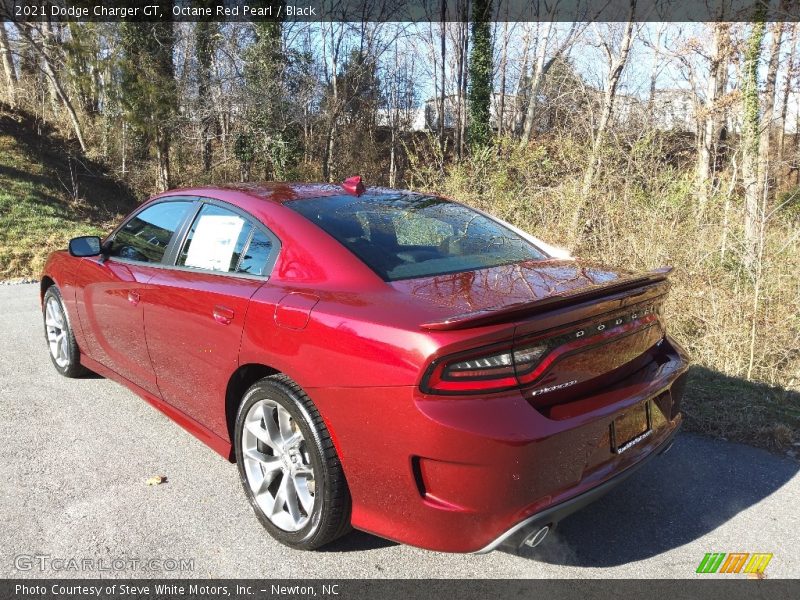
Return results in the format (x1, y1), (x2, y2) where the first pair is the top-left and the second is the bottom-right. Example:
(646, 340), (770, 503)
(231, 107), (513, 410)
(241, 399), (316, 532)
(45, 296), (69, 368)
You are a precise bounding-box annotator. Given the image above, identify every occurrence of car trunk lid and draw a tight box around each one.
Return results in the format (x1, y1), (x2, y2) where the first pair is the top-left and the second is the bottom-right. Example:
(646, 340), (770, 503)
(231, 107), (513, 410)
(404, 259), (672, 405)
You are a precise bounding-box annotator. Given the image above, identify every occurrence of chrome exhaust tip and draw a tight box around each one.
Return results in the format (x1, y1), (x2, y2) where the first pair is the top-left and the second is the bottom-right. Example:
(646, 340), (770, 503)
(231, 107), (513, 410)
(659, 440), (675, 456)
(521, 525), (550, 549)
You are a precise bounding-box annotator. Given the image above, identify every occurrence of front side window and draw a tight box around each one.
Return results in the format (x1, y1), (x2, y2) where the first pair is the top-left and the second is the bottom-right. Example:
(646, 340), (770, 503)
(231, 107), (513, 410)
(111, 201), (193, 263)
(287, 194), (547, 281)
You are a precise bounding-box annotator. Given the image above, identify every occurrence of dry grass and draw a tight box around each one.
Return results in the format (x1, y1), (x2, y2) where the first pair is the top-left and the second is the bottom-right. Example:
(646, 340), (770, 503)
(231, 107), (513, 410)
(0, 105), (136, 278)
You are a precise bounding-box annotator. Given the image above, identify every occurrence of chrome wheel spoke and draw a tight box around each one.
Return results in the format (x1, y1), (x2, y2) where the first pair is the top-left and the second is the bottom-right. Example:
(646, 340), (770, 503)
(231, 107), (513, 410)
(283, 476), (302, 522)
(271, 475), (289, 517)
(241, 398), (316, 532)
(253, 463), (281, 496)
(293, 475), (315, 514)
(245, 419), (275, 449)
(277, 407), (294, 443)
(283, 432), (302, 450)
(245, 447), (281, 471)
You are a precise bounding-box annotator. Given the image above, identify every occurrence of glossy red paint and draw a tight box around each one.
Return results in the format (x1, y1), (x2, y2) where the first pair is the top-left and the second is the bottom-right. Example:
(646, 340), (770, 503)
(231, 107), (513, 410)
(42, 183), (690, 553)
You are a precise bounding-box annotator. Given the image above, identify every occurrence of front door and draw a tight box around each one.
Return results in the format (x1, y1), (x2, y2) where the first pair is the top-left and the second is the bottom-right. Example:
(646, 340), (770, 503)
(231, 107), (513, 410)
(75, 200), (195, 396)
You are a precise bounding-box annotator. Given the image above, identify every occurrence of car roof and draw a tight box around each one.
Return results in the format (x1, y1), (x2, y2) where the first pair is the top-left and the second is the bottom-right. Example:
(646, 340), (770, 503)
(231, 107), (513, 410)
(156, 182), (418, 205)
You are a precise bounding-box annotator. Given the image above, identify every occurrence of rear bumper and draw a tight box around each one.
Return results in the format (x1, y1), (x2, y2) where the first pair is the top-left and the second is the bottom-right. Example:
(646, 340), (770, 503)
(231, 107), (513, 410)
(473, 421), (681, 553)
(309, 335), (690, 553)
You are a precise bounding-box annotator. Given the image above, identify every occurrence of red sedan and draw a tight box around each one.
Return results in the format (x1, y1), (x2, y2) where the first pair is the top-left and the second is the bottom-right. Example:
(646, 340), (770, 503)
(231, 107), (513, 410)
(41, 179), (689, 553)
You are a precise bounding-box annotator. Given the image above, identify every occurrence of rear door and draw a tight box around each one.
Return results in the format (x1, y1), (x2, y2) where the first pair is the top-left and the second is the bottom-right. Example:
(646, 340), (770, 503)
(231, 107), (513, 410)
(142, 200), (280, 437)
(75, 199), (196, 396)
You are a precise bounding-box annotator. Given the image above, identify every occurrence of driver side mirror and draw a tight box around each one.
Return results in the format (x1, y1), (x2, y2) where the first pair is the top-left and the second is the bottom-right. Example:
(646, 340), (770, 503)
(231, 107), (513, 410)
(68, 236), (103, 257)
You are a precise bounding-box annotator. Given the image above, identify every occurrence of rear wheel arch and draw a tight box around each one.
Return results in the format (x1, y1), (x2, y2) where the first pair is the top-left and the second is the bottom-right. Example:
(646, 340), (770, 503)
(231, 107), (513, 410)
(225, 363), (280, 460)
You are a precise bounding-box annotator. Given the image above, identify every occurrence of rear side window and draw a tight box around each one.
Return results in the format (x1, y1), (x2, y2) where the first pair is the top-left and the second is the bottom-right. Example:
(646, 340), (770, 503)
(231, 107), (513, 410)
(177, 203), (276, 277)
(237, 230), (274, 276)
(111, 201), (193, 263)
(287, 194), (547, 281)
(178, 204), (252, 273)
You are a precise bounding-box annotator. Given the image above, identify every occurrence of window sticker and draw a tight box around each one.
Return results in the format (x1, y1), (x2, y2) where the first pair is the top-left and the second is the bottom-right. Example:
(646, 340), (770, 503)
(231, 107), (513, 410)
(184, 214), (245, 271)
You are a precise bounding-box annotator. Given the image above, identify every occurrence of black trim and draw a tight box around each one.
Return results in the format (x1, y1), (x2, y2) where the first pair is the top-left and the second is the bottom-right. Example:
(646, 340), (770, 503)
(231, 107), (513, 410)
(165, 200), (203, 266)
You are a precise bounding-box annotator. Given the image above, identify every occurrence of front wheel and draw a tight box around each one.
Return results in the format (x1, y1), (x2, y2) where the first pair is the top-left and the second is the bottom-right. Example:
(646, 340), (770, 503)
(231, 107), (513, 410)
(234, 375), (351, 550)
(42, 285), (86, 378)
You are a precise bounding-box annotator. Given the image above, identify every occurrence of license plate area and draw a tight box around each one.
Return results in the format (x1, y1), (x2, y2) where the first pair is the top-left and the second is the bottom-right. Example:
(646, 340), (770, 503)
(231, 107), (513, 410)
(610, 401), (652, 454)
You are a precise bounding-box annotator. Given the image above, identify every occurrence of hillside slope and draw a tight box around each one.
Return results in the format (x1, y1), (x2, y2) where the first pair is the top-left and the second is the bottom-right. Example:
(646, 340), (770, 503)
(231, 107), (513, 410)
(0, 103), (137, 279)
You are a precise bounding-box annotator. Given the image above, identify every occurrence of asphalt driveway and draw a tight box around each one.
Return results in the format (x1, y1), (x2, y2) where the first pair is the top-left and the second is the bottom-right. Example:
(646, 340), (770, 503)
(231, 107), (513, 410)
(1, 283), (798, 578)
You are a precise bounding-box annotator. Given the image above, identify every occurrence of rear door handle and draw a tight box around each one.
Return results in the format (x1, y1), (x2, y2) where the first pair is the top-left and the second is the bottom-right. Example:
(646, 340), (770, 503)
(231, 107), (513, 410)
(213, 305), (235, 325)
(128, 291), (140, 306)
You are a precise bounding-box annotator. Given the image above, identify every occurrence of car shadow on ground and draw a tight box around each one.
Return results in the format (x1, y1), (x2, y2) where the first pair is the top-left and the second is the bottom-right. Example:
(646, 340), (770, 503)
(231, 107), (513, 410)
(321, 530), (398, 552)
(512, 428), (798, 566)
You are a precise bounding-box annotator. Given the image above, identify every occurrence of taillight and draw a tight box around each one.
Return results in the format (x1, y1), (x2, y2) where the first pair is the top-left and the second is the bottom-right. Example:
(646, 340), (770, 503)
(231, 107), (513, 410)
(421, 342), (550, 395)
(420, 300), (663, 395)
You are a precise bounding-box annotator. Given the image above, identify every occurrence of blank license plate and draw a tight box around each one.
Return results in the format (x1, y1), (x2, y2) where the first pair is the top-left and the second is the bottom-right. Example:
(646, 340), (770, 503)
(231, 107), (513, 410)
(611, 402), (651, 454)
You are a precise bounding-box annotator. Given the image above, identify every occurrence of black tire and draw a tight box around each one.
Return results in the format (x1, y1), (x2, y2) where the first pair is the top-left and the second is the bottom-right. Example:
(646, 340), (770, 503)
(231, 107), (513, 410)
(42, 285), (87, 378)
(234, 374), (351, 550)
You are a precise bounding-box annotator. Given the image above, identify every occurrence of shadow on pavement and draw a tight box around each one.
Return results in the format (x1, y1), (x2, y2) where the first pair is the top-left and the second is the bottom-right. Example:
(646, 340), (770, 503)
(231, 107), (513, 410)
(321, 530), (398, 552)
(512, 431), (798, 566)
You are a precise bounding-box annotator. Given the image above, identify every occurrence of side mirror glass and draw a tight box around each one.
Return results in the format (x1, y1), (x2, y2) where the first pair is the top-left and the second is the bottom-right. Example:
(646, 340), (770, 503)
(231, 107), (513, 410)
(68, 236), (102, 257)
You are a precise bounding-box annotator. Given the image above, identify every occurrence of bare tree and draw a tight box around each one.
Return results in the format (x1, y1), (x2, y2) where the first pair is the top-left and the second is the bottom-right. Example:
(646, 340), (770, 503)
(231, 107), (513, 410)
(518, 10), (583, 145)
(777, 23), (798, 180)
(757, 22), (784, 207)
(696, 22), (731, 207)
(0, 24), (17, 107)
(578, 0), (637, 202)
(742, 21), (766, 270)
(13, 22), (86, 152)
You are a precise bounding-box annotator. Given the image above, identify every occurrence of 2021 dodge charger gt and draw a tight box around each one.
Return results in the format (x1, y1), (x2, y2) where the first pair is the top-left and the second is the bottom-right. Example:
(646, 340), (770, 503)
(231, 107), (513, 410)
(41, 178), (689, 552)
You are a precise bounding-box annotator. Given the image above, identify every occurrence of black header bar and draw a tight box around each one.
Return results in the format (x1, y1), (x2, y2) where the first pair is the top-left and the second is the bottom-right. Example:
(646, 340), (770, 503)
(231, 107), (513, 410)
(1, 0), (799, 23)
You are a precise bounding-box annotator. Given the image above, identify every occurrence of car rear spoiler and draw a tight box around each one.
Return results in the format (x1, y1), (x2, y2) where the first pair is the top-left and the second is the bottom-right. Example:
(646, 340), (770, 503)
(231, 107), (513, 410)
(420, 266), (674, 331)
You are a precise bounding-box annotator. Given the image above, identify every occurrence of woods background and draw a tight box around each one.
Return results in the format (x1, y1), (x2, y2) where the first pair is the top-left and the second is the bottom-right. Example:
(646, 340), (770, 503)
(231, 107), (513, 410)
(0, 1), (798, 451)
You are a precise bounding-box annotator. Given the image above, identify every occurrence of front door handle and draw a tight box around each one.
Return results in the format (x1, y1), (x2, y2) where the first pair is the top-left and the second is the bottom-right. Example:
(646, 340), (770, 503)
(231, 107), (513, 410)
(128, 291), (140, 306)
(213, 305), (234, 325)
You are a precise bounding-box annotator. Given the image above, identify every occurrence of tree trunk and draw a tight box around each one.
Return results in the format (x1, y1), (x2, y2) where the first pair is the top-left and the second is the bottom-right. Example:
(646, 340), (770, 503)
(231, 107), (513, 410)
(580, 9), (636, 199)
(742, 21), (766, 270)
(468, 0), (493, 150)
(757, 22), (783, 207)
(156, 128), (171, 191)
(519, 21), (554, 145)
(497, 20), (509, 136)
(15, 23), (87, 152)
(777, 23), (797, 176)
(0, 24), (17, 107)
(570, 4), (636, 242)
(696, 23), (730, 207)
(195, 20), (218, 174)
(439, 14), (447, 155)
(454, 21), (465, 158)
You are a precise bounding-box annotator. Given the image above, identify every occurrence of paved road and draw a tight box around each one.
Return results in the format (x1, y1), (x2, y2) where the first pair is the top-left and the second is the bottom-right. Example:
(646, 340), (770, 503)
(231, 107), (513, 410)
(1, 283), (798, 579)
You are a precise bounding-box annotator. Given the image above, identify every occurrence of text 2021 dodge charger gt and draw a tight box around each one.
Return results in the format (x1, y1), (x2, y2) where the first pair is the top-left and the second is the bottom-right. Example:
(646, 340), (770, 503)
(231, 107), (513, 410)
(41, 178), (689, 552)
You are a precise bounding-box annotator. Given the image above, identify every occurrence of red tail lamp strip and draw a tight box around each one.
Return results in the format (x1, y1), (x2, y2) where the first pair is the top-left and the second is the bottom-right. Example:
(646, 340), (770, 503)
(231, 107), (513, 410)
(423, 313), (659, 395)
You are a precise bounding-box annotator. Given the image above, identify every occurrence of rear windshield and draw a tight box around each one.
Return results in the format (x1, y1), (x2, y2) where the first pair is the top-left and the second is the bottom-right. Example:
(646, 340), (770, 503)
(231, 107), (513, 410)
(287, 194), (548, 281)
